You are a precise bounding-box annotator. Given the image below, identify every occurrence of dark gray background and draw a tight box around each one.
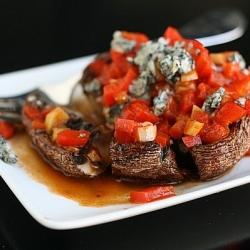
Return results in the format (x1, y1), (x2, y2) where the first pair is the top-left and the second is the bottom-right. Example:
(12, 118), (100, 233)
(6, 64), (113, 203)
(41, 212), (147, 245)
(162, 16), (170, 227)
(0, 0), (250, 73)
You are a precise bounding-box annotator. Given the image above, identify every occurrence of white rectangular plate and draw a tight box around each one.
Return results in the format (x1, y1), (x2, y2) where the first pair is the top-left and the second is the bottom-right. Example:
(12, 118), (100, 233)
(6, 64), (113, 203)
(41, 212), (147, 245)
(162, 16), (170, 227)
(1, 55), (250, 230)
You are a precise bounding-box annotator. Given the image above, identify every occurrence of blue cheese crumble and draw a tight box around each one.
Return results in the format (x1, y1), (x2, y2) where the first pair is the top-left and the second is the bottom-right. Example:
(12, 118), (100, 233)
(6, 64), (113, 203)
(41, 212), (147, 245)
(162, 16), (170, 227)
(202, 87), (225, 114)
(111, 31), (136, 54)
(129, 71), (150, 99)
(235, 97), (246, 107)
(228, 52), (246, 70)
(0, 136), (18, 165)
(159, 47), (195, 83)
(153, 88), (173, 116)
(129, 37), (195, 98)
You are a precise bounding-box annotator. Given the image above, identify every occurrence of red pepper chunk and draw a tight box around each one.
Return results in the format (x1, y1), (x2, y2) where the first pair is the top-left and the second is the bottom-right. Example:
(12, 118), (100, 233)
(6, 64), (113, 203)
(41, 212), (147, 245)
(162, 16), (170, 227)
(155, 131), (171, 148)
(24, 105), (54, 120)
(179, 89), (197, 114)
(0, 120), (15, 139)
(31, 118), (45, 130)
(222, 62), (244, 81)
(57, 129), (90, 147)
(114, 118), (137, 144)
(162, 96), (179, 123)
(184, 39), (212, 79)
(230, 76), (250, 97)
(213, 101), (247, 128)
(121, 100), (159, 124)
(24, 105), (42, 120)
(109, 50), (136, 79)
(163, 26), (183, 46)
(103, 69), (137, 106)
(182, 135), (202, 149)
(130, 186), (175, 204)
(88, 59), (109, 76)
(201, 122), (229, 144)
(168, 116), (188, 139)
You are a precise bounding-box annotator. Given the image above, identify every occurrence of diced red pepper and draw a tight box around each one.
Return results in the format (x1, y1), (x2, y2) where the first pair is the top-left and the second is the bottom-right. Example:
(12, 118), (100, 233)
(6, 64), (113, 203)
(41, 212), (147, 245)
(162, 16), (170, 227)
(24, 105), (42, 120)
(155, 131), (171, 148)
(191, 110), (210, 125)
(97, 64), (111, 86)
(191, 110), (210, 138)
(222, 62), (244, 81)
(201, 122), (229, 144)
(185, 40), (212, 79)
(31, 118), (45, 130)
(109, 50), (136, 78)
(24, 105), (54, 121)
(195, 53), (213, 80)
(130, 98), (151, 106)
(207, 70), (229, 87)
(103, 82), (118, 106)
(179, 89), (197, 114)
(168, 116), (188, 139)
(182, 135), (202, 149)
(121, 100), (160, 124)
(88, 59), (109, 76)
(133, 104), (160, 124)
(130, 185), (175, 203)
(162, 96), (179, 123)
(103, 69), (138, 106)
(0, 120), (15, 139)
(163, 26), (183, 46)
(120, 105), (136, 120)
(196, 83), (210, 106)
(230, 76), (250, 97)
(222, 86), (239, 102)
(213, 101), (247, 128)
(57, 129), (90, 147)
(114, 118), (137, 144)
(157, 120), (170, 134)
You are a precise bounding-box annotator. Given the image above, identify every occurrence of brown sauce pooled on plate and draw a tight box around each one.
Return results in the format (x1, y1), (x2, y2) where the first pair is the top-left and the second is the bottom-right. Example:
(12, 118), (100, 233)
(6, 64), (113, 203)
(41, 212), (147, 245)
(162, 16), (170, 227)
(9, 131), (146, 207)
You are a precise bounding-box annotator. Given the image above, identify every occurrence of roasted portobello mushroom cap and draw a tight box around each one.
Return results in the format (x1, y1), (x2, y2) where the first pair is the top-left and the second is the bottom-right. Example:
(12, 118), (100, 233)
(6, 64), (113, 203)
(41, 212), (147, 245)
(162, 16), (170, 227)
(190, 115), (250, 181)
(22, 93), (109, 177)
(110, 140), (184, 185)
(79, 27), (250, 185)
(81, 53), (185, 184)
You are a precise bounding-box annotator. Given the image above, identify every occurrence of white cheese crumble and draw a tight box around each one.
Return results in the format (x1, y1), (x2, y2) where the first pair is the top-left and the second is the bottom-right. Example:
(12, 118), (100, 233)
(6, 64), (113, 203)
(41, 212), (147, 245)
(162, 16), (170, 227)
(110, 31), (136, 54)
(0, 136), (18, 165)
(153, 88), (173, 116)
(159, 47), (195, 83)
(235, 97), (246, 107)
(130, 36), (195, 95)
(202, 87), (225, 113)
(228, 52), (246, 70)
(129, 71), (149, 98)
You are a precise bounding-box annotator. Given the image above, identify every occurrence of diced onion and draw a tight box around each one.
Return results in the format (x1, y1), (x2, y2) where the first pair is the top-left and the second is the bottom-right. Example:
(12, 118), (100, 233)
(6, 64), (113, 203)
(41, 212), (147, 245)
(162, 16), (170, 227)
(136, 122), (157, 142)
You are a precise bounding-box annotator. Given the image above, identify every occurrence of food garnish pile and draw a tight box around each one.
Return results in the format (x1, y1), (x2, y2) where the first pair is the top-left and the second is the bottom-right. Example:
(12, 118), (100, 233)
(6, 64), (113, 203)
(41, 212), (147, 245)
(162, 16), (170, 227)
(3, 27), (250, 204)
